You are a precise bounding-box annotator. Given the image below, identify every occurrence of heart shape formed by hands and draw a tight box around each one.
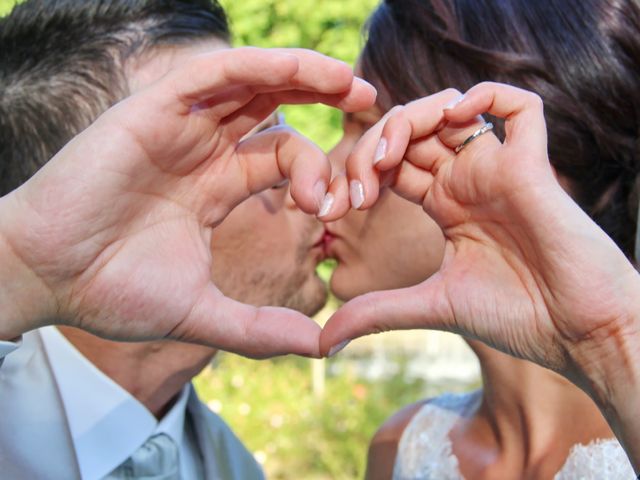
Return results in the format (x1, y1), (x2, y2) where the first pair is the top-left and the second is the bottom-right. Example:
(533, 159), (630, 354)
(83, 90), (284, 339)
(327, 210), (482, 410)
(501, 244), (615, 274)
(2, 44), (639, 392)
(2, 45), (640, 468)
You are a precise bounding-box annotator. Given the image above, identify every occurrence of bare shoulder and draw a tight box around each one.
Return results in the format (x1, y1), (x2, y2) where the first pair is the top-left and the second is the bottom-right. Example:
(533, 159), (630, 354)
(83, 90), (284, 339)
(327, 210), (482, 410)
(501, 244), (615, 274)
(364, 400), (428, 480)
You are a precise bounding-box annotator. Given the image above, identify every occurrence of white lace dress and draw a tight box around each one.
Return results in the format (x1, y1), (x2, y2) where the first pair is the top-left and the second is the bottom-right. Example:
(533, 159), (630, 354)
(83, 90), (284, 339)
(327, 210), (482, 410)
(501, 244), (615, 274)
(392, 391), (635, 480)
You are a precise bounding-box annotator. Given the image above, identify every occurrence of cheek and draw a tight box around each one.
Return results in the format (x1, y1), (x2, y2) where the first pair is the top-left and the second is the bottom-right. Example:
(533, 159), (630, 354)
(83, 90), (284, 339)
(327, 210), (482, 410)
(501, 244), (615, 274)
(210, 199), (292, 265)
(331, 196), (446, 298)
(330, 260), (379, 301)
(330, 210), (397, 299)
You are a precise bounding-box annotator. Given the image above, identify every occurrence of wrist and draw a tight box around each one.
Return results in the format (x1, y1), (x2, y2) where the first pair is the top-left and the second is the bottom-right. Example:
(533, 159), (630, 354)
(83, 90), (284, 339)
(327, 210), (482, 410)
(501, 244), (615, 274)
(571, 288), (640, 470)
(0, 194), (57, 339)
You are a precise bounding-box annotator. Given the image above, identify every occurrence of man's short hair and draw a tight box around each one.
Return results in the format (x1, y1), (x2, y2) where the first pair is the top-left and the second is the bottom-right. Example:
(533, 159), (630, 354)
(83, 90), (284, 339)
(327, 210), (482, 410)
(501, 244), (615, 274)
(0, 0), (230, 195)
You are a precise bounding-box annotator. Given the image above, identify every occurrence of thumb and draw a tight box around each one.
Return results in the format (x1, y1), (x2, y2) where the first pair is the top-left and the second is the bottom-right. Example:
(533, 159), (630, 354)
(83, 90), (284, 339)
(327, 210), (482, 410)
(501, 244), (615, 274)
(172, 284), (322, 359)
(319, 276), (454, 357)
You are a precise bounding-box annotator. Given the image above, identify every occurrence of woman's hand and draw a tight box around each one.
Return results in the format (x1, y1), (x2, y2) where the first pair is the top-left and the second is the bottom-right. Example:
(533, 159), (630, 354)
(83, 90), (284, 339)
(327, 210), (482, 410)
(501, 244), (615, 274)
(321, 83), (640, 462)
(0, 47), (371, 358)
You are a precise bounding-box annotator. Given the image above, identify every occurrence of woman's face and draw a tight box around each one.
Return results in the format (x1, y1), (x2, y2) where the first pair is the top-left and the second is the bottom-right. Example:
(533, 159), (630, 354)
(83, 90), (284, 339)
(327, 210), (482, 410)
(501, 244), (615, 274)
(326, 105), (446, 301)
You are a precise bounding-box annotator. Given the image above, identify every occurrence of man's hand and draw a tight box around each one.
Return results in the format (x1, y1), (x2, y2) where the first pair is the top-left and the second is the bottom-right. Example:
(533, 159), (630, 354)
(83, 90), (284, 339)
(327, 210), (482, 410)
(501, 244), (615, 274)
(0, 47), (374, 358)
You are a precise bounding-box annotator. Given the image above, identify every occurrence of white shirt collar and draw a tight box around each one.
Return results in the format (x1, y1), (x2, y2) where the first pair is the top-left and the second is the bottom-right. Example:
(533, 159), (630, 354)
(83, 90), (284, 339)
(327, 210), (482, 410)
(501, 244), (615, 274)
(0, 336), (21, 368)
(40, 326), (190, 480)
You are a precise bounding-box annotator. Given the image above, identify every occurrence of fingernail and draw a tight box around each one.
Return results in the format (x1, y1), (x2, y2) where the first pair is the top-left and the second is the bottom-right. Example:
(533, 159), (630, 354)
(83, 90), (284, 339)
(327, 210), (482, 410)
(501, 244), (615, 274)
(356, 77), (376, 90)
(318, 193), (335, 218)
(328, 340), (350, 357)
(443, 94), (465, 111)
(374, 138), (387, 165)
(313, 180), (327, 210)
(349, 180), (365, 209)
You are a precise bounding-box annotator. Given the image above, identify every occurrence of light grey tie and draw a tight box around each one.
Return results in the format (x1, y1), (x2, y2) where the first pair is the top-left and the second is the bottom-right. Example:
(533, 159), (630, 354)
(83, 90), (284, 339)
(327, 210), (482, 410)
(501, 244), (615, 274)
(104, 433), (180, 480)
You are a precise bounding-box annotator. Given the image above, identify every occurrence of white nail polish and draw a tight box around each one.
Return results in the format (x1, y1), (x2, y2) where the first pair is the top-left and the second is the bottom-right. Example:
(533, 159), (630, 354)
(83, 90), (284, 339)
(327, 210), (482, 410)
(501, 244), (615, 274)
(313, 180), (327, 209)
(318, 193), (335, 218)
(328, 340), (350, 357)
(350, 180), (365, 209)
(443, 94), (465, 111)
(374, 138), (387, 165)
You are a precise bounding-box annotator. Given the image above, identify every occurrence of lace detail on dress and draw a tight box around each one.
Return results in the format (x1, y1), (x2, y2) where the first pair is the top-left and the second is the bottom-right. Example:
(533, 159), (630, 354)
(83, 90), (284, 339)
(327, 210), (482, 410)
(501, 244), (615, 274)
(392, 391), (481, 480)
(392, 391), (635, 480)
(555, 438), (635, 480)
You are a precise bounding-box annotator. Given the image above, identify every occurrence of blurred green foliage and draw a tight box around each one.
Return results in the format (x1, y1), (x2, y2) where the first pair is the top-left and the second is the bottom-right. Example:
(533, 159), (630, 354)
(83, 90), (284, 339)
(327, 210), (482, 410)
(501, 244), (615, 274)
(220, 0), (379, 150)
(0, 0), (13, 15)
(194, 353), (431, 480)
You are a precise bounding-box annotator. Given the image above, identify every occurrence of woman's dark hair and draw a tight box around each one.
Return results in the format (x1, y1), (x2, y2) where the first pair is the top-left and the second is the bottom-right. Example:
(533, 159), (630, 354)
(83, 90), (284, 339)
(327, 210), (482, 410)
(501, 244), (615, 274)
(0, 0), (229, 195)
(361, 0), (640, 259)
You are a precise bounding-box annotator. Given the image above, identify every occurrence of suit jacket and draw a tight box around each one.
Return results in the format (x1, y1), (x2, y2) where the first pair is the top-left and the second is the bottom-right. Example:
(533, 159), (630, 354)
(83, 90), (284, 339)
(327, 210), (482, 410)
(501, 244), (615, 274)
(0, 331), (265, 480)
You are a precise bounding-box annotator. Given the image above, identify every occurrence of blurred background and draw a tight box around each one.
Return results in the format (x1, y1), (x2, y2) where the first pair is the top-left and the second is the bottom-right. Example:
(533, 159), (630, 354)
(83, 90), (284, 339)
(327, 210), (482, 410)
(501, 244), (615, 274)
(0, 0), (481, 478)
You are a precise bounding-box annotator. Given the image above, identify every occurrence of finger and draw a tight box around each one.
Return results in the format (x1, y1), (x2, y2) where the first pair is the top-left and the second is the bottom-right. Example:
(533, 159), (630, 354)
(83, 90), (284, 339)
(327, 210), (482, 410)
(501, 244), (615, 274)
(166, 47), (375, 112)
(269, 48), (358, 93)
(390, 153), (436, 205)
(205, 75), (376, 130)
(404, 134), (455, 173)
(178, 285), (321, 358)
(319, 279), (453, 357)
(436, 116), (500, 154)
(251, 77), (376, 108)
(443, 82), (547, 158)
(345, 89), (463, 210)
(343, 114), (389, 210)
(382, 136), (451, 208)
(233, 126), (331, 215)
(222, 87), (377, 141)
(375, 88), (464, 171)
(165, 47), (299, 108)
(318, 172), (350, 221)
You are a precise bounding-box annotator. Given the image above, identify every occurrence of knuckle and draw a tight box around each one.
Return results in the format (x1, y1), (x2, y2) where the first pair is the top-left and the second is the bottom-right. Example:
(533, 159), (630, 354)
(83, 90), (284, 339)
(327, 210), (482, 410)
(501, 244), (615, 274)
(476, 81), (496, 90)
(388, 105), (405, 116)
(527, 92), (544, 110)
(443, 87), (463, 98)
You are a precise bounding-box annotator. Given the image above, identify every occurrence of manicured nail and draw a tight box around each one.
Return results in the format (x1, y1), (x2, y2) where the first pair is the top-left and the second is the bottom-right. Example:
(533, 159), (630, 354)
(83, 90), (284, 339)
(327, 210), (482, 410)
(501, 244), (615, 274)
(318, 193), (335, 218)
(374, 138), (387, 165)
(328, 340), (350, 357)
(313, 180), (327, 210)
(443, 94), (465, 111)
(349, 180), (365, 209)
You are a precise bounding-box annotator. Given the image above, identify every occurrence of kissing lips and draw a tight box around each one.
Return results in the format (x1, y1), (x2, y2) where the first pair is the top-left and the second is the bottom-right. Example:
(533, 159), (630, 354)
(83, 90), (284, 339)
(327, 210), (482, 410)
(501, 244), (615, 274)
(321, 228), (338, 259)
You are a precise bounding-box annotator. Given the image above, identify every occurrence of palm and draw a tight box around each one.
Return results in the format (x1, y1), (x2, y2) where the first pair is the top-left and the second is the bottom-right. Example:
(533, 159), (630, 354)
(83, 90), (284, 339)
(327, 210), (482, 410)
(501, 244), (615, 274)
(3, 48), (375, 357)
(391, 142), (558, 364)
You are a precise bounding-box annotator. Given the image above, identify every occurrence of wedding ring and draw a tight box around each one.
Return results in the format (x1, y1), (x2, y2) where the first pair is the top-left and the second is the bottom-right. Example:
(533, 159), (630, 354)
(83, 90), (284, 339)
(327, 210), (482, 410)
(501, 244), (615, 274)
(454, 122), (494, 154)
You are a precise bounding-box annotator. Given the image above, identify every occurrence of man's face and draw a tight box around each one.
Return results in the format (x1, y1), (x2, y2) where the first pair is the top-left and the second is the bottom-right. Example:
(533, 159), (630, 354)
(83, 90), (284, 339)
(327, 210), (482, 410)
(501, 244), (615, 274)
(210, 182), (327, 316)
(129, 42), (328, 317)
